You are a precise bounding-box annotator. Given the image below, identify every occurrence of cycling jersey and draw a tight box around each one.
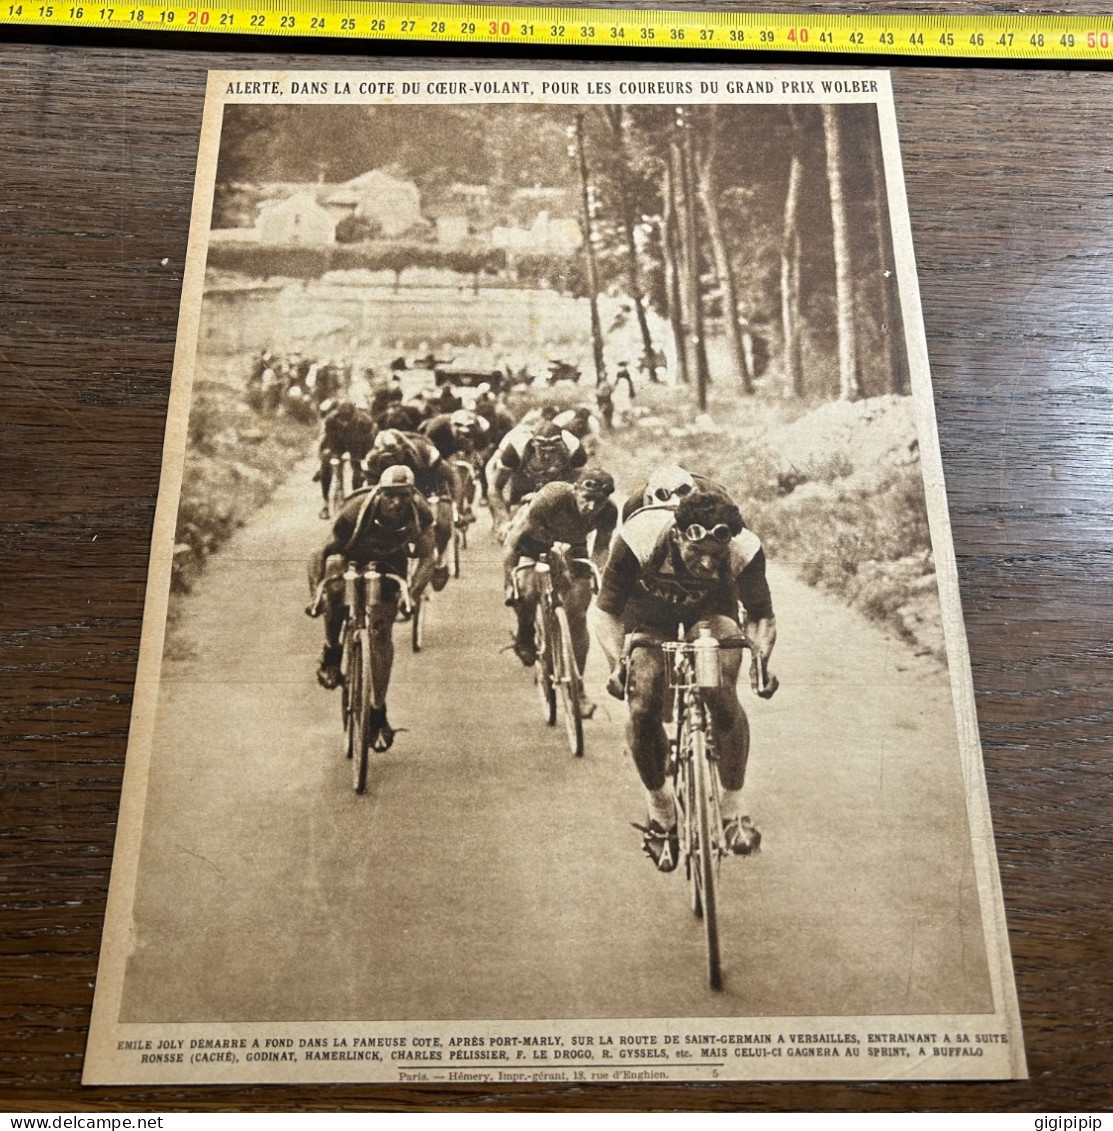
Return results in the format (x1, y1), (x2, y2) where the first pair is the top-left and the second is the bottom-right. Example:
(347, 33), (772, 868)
(597, 507), (773, 632)
(319, 406), (376, 461)
(375, 403), (424, 434)
(362, 433), (448, 499)
(495, 423), (586, 474)
(328, 488), (435, 576)
(420, 413), (489, 460)
(507, 481), (618, 562)
(475, 403), (515, 447)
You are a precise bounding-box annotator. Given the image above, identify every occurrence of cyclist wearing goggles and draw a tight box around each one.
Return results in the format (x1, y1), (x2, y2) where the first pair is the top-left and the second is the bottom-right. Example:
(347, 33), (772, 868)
(590, 487), (778, 872)
(620, 465), (726, 523)
(502, 472), (618, 704)
(486, 420), (587, 542)
(306, 465), (437, 751)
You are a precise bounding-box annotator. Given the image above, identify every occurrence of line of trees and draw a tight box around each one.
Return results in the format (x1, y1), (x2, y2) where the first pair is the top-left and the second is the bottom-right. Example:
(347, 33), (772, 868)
(207, 241), (591, 297)
(212, 103), (910, 404)
(575, 103), (910, 404)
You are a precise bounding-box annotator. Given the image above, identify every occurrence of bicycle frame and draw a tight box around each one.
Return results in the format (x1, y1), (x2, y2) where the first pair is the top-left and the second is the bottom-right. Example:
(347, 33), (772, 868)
(512, 550), (586, 757)
(339, 564), (411, 793)
(625, 625), (753, 991)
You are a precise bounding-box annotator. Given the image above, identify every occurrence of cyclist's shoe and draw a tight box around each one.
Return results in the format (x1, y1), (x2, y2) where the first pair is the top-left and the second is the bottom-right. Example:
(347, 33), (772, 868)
(576, 689), (597, 720)
(431, 564), (450, 592)
(636, 820), (680, 873)
(316, 645), (343, 690)
(367, 706), (395, 752)
(318, 505), (331, 520)
(504, 586), (517, 609)
(723, 815), (762, 857)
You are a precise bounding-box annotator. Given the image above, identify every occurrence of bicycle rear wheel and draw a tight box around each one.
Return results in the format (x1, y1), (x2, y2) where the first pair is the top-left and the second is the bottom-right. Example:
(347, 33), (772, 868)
(690, 725), (722, 990)
(534, 603), (556, 726)
(552, 606), (584, 757)
(349, 630), (371, 794)
(676, 740), (701, 917)
(452, 525), (462, 579)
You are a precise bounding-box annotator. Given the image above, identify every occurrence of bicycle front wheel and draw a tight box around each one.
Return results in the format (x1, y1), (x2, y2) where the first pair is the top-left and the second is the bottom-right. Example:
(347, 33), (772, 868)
(349, 630), (371, 794)
(690, 725), (722, 990)
(534, 603), (556, 726)
(452, 526), (462, 579)
(552, 606), (584, 758)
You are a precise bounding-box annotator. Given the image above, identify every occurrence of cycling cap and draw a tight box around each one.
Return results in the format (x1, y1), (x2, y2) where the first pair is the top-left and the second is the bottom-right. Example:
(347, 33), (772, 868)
(374, 428), (405, 450)
(378, 465), (416, 490)
(577, 469), (615, 498)
(646, 464), (696, 505)
(450, 409), (478, 429)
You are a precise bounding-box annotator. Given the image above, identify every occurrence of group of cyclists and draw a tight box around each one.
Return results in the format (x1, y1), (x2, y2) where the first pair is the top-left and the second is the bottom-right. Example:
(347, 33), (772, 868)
(301, 358), (779, 875)
(247, 348), (355, 421)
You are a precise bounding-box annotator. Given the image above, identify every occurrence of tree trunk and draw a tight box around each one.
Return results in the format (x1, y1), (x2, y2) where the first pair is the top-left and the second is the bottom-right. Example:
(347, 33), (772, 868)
(822, 105), (860, 402)
(676, 121), (709, 409)
(697, 110), (752, 394)
(661, 151), (690, 387)
(572, 112), (607, 388)
(602, 106), (658, 382)
(781, 108), (804, 398)
(865, 119), (906, 395)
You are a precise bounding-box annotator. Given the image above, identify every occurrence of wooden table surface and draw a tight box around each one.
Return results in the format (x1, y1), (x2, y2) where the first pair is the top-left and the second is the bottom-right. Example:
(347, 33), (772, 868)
(2, 11), (1112, 1110)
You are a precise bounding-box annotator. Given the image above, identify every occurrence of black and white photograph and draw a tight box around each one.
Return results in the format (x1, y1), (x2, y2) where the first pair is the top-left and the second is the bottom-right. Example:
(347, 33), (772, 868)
(83, 68), (1025, 1085)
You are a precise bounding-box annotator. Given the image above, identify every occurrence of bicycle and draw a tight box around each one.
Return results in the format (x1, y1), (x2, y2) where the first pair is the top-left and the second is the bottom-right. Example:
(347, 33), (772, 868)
(329, 565), (411, 794)
(405, 493), (453, 653)
(327, 452), (353, 518)
(407, 553), (427, 654)
(449, 457), (481, 574)
(512, 548), (598, 758)
(623, 625), (771, 991)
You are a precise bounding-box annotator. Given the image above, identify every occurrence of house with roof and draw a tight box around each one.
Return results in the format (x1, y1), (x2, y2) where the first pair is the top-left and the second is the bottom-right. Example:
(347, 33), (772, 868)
(254, 192), (336, 245)
(323, 170), (422, 238)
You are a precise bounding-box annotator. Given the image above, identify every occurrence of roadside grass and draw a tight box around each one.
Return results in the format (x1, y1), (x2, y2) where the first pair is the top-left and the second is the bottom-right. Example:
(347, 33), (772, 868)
(173, 376), (312, 594)
(577, 381), (944, 662)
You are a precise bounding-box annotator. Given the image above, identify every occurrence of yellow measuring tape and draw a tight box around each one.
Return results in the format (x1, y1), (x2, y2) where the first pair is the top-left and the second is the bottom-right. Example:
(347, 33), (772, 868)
(5, 2), (1113, 59)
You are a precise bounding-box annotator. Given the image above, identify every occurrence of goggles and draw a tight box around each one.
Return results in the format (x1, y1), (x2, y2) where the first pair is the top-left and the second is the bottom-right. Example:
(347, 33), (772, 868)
(653, 482), (694, 503)
(578, 479), (614, 497)
(682, 522), (733, 544)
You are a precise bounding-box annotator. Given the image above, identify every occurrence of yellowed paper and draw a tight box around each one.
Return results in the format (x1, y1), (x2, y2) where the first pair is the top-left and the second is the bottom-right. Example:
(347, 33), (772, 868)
(83, 68), (1026, 1085)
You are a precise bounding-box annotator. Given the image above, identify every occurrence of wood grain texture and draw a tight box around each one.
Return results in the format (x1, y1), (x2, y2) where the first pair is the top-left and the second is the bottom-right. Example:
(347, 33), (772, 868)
(1, 18), (1112, 1109)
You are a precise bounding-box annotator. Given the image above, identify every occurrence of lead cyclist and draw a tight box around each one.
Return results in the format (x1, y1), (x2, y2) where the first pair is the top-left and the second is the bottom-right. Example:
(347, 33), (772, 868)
(589, 487), (778, 873)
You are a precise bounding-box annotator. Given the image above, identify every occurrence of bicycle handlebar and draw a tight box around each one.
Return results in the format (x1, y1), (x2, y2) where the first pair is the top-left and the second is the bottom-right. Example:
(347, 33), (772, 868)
(616, 630), (777, 700)
(304, 567), (412, 619)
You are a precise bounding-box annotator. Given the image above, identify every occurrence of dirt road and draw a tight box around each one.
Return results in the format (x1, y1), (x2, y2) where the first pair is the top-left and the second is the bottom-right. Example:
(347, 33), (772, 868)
(121, 463), (992, 1023)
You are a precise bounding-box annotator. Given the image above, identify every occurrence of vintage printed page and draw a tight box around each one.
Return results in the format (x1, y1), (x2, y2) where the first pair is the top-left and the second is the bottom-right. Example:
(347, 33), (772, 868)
(84, 68), (1026, 1084)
